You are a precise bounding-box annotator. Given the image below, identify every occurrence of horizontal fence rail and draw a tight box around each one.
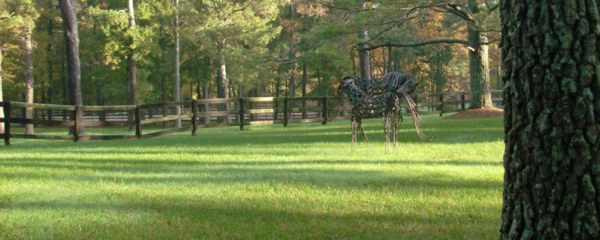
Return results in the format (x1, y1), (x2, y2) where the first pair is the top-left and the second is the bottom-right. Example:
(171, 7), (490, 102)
(0, 91), (503, 145)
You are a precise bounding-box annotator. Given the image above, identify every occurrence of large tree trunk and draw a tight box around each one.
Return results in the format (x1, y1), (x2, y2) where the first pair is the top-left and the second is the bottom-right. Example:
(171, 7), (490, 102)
(467, 0), (492, 109)
(216, 40), (230, 123)
(59, 0), (84, 135)
(127, 0), (137, 130)
(173, 0), (182, 128)
(23, 18), (34, 134)
(500, 0), (600, 238)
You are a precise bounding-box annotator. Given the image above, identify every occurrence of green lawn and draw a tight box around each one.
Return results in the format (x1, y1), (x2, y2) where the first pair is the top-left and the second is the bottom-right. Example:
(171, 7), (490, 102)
(0, 115), (504, 239)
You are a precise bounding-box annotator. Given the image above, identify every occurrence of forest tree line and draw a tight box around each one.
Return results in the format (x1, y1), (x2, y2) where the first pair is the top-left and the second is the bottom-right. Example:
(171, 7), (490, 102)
(0, 0), (500, 111)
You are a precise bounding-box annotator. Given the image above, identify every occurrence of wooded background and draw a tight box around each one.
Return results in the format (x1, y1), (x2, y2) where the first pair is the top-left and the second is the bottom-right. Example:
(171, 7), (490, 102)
(0, 0), (500, 117)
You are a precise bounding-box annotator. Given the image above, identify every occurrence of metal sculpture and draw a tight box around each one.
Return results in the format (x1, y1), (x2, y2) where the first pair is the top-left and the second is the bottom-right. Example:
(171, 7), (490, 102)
(337, 72), (430, 148)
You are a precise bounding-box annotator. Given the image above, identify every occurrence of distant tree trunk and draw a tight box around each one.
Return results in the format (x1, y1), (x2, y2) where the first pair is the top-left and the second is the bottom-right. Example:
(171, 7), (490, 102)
(467, 0), (492, 109)
(160, 72), (168, 128)
(59, 0), (84, 135)
(97, 82), (105, 121)
(274, 77), (281, 120)
(216, 39), (230, 123)
(23, 17), (35, 134)
(302, 62), (307, 119)
(288, 48), (297, 97)
(500, 0), (600, 238)
(0, 37), (4, 134)
(47, 15), (54, 121)
(173, 0), (182, 128)
(127, 0), (137, 130)
(358, 29), (371, 79)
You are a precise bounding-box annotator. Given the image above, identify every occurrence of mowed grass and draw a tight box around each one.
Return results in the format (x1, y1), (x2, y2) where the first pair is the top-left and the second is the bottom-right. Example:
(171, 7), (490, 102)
(0, 115), (504, 239)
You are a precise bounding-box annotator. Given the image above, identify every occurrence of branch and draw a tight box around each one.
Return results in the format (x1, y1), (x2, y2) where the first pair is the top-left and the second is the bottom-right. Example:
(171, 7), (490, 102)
(359, 39), (470, 51)
(440, 4), (478, 25)
(484, 0), (500, 12)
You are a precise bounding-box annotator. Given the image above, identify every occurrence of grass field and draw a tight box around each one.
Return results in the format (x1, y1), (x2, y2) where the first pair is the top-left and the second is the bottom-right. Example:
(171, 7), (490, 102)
(0, 115), (504, 239)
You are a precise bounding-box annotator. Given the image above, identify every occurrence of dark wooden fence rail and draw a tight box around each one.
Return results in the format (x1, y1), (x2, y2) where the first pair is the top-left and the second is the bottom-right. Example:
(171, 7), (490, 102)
(0, 91), (503, 145)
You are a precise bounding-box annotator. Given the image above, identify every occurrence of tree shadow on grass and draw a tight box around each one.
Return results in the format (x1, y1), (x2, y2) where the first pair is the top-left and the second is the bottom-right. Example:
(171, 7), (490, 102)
(0, 117), (504, 150)
(1, 157), (502, 192)
(0, 197), (500, 239)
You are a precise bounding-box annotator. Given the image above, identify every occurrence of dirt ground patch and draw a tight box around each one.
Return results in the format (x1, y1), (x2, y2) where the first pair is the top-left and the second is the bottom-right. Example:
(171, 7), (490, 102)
(444, 107), (504, 119)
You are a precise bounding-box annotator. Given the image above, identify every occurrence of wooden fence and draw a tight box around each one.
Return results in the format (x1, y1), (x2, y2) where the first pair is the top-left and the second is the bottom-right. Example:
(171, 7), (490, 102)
(0, 97), (332, 145)
(0, 90), (503, 145)
(416, 90), (504, 116)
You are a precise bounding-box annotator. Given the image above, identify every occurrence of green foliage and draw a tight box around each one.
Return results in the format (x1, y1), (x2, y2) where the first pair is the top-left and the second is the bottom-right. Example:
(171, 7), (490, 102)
(0, 116), (504, 239)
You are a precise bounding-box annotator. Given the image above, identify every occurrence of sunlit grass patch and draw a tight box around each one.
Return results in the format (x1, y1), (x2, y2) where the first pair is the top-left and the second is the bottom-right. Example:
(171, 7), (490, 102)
(0, 115), (504, 239)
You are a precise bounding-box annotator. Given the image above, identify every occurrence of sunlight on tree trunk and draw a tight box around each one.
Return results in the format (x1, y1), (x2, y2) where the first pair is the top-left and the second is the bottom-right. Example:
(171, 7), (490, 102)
(467, 0), (492, 109)
(173, 0), (181, 128)
(59, 0), (84, 135)
(216, 40), (230, 123)
(0, 38), (4, 134)
(23, 17), (34, 134)
(127, 0), (137, 131)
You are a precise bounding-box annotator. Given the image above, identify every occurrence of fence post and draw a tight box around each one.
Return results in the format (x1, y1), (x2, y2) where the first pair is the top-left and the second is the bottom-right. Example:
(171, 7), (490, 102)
(192, 100), (198, 135)
(461, 92), (466, 110)
(322, 97), (328, 125)
(3, 102), (11, 146)
(439, 93), (444, 117)
(74, 106), (81, 142)
(239, 98), (245, 131)
(135, 105), (142, 139)
(283, 97), (288, 127)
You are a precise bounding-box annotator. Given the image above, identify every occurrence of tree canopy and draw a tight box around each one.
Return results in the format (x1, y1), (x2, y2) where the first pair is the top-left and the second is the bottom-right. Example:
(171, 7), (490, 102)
(0, 0), (500, 108)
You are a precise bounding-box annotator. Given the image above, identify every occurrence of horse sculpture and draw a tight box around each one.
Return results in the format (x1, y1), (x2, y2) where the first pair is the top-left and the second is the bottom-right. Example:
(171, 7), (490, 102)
(337, 72), (430, 149)
(337, 77), (400, 150)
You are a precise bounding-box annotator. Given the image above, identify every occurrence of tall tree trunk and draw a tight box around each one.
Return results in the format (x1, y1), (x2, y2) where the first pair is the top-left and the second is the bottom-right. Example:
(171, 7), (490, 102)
(61, 40), (68, 121)
(127, 0), (137, 130)
(47, 14), (54, 121)
(302, 62), (307, 119)
(59, 0), (84, 135)
(467, 0), (492, 109)
(216, 40), (230, 123)
(173, 0), (182, 128)
(97, 82), (105, 121)
(288, 48), (297, 97)
(161, 72), (168, 128)
(23, 18), (35, 134)
(0, 37), (4, 134)
(500, 0), (600, 238)
(358, 29), (371, 79)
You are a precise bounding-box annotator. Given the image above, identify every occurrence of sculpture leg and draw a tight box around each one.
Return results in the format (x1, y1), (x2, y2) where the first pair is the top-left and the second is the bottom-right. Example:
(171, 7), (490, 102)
(384, 113), (391, 152)
(394, 110), (400, 147)
(351, 119), (358, 149)
(358, 121), (369, 144)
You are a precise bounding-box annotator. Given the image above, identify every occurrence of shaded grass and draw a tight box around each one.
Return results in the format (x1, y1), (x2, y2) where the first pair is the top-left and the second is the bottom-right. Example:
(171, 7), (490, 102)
(0, 115), (504, 239)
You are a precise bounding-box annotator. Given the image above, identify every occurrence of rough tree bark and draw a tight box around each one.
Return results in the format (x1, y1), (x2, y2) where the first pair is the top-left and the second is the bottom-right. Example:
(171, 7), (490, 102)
(500, 0), (600, 238)
(23, 17), (34, 134)
(58, 0), (84, 135)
